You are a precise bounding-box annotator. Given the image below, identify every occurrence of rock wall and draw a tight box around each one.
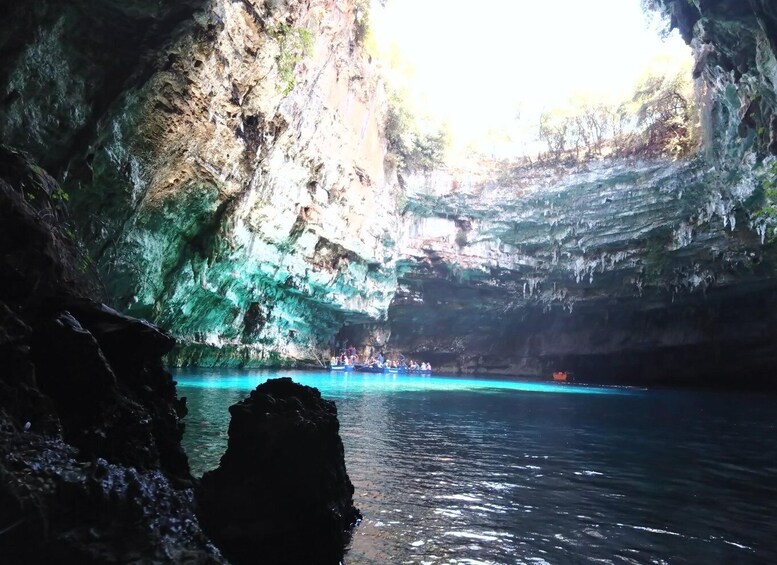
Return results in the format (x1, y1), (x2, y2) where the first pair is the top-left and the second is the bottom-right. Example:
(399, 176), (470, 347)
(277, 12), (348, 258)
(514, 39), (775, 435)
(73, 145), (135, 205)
(4, 0), (777, 385)
(1, 0), (400, 368)
(342, 155), (774, 385)
(0, 143), (361, 562)
(0, 146), (223, 563)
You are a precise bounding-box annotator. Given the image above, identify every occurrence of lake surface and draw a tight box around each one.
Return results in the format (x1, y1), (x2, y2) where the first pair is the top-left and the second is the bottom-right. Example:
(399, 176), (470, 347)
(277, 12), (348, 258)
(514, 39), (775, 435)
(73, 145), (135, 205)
(175, 369), (777, 564)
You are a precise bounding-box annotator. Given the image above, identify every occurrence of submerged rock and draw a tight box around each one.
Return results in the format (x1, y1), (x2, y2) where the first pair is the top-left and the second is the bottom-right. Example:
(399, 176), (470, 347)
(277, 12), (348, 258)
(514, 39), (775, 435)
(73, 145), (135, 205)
(199, 377), (360, 565)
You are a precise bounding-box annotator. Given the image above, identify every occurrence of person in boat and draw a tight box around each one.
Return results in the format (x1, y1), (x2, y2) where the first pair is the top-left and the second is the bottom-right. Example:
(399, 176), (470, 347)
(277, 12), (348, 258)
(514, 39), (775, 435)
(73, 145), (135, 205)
(330, 356), (337, 366)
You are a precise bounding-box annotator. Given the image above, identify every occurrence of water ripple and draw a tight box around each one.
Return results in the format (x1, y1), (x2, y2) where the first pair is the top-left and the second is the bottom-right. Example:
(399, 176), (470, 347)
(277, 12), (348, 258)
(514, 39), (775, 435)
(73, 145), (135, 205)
(177, 370), (777, 564)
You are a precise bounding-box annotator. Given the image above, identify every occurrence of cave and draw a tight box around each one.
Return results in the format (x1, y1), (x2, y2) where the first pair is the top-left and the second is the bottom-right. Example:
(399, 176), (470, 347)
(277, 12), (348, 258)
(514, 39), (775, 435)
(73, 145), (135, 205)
(2, 0), (777, 563)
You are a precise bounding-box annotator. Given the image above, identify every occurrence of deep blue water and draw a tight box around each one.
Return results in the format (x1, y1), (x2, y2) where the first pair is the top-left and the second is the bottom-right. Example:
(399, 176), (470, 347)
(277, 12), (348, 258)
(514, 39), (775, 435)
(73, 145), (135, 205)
(175, 369), (777, 564)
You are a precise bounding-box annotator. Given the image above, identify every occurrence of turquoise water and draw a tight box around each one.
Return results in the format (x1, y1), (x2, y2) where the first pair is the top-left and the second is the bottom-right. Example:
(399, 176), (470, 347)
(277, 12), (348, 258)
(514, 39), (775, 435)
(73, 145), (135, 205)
(175, 369), (627, 397)
(175, 369), (777, 564)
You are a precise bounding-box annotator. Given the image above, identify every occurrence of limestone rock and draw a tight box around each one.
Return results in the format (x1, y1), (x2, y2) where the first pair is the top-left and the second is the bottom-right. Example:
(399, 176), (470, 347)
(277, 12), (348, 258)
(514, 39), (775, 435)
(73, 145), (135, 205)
(354, 1), (777, 386)
(4, 0), (777, 388)
(0, 432), (222, 564)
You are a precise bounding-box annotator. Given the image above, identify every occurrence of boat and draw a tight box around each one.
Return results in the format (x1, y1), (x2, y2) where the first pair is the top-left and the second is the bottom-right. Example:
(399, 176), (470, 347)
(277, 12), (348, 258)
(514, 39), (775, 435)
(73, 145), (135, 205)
(329, 364), (354, 372)
(353, 365), (431, 374)
(401, 368), (431, 375)
(354, 364), (386, 373)
(552, 371), (573, 382)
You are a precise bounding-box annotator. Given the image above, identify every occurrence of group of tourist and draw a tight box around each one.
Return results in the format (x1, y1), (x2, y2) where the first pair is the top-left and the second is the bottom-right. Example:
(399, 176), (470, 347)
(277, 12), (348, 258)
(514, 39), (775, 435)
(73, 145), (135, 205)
(330, 347), (432, 371)
(332, 353), (358, 366)
(405, 360), (432, 371)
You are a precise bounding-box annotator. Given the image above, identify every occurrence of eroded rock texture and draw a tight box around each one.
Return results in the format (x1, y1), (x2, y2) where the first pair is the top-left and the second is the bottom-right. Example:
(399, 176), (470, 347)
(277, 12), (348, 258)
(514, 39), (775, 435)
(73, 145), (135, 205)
(198, 377), (360, 565)
(371, 155), (777, 386)
(0, 147), (223, 562)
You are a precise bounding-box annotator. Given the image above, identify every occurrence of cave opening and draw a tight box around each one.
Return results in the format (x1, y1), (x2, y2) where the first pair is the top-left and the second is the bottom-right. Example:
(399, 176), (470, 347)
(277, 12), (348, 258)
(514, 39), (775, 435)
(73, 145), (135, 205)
(368, 0), (697, 166)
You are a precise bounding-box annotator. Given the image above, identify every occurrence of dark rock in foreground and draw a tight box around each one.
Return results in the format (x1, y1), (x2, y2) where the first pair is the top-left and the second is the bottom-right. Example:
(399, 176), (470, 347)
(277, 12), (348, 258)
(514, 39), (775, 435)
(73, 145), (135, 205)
(1, 143), (361, 563)
(199, 377), (361, 565)
(0, 146), (223, 563)
(0, 433), (220, 564)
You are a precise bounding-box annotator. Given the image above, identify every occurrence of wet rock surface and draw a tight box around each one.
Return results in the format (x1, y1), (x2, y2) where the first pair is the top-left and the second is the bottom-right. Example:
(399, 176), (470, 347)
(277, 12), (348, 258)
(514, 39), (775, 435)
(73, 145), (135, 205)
(0, 434), (221, 564)
(376, 155), (777, 385)
(2, 3), (368, 560)
(2, 0), (777, 392)
(199, 377), (360, 565)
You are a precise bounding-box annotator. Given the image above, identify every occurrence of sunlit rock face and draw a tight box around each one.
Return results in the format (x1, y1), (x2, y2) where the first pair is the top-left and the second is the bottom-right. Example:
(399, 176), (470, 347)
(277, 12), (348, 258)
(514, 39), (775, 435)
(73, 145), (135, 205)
(651, 1), (777, 164)
(1, 0), (399, 367)
(374, 1), (777, 385)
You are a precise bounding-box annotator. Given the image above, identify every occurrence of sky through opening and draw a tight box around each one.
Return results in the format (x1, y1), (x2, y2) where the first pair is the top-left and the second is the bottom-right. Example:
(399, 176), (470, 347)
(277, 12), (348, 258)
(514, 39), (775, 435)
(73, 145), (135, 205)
(367, 0), (693, 160)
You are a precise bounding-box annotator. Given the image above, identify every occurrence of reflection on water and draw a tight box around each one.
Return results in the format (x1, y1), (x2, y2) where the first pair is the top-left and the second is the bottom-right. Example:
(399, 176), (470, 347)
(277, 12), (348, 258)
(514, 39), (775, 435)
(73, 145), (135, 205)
(175, 369), (777, 564)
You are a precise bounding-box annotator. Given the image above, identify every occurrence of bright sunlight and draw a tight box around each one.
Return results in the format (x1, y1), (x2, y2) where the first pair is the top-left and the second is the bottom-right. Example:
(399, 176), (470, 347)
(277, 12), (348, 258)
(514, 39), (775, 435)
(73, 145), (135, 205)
(367, 0), (695, 165)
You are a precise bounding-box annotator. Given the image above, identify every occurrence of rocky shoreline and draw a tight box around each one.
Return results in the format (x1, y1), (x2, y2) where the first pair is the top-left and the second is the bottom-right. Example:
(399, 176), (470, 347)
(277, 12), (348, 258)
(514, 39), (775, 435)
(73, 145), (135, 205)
(0, 147), (358, 563)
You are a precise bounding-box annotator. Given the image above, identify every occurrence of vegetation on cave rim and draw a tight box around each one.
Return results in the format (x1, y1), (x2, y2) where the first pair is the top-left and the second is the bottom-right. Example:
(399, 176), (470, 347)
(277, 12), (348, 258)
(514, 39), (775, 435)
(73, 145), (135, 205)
(384, 93), (448, 174)
(354, 0), (449, 174)
(536, 60), (700, 164)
